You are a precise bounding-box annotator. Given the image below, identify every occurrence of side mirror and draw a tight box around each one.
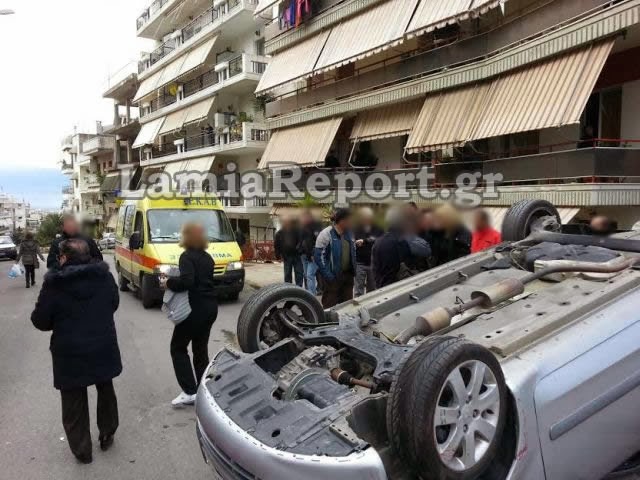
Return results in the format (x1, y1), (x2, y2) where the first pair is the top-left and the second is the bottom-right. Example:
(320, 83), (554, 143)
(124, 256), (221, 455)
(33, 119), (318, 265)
(129, 232), (142, 250)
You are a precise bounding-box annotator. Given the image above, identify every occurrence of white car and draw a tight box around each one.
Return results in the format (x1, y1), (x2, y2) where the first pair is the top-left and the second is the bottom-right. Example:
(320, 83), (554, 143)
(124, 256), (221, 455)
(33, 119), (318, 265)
(0, 236), (17, 260)
(196, 200), (640, 480)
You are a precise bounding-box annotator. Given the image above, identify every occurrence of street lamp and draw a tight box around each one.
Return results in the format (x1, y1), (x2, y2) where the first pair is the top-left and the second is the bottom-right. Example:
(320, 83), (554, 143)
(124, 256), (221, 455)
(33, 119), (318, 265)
(0, 9), (15, 15)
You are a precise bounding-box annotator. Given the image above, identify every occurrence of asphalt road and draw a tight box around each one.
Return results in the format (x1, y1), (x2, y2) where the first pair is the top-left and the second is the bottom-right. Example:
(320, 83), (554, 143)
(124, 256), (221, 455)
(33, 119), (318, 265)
(0, 254), (246, 480)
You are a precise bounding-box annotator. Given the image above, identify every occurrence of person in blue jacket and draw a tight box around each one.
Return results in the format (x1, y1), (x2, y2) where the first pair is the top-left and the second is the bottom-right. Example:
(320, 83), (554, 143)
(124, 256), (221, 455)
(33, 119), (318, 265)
(314, 208), (356, 308)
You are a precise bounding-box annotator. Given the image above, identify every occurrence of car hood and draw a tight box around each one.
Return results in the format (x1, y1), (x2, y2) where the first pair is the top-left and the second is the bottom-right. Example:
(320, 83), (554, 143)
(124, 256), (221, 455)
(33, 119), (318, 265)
(0, 242), (16, 249)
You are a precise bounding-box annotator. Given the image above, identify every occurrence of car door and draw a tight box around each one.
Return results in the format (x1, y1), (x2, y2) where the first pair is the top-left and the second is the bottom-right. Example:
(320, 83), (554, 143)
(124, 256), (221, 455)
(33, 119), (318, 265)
(130, 209), (146, 287)
(534, 297), (640, 480)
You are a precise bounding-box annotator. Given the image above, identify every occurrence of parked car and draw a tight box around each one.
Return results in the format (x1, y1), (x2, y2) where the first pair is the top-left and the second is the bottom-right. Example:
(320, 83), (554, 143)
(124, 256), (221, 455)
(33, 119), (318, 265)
(0, 235), (17, 260)
(195, 200), (640, 480)
(98, 232), (116, 251)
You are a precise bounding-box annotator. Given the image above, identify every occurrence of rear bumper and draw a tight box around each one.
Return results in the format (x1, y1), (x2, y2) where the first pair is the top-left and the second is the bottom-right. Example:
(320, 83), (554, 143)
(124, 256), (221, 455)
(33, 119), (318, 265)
(195, 382), (387, 480)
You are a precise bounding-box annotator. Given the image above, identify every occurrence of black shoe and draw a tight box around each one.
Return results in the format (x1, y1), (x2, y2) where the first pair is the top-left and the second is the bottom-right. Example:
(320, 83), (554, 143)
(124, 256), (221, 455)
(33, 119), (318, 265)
(75, 453), (93, 464)
(25, 284), (30, 289)
(31, 281), (36, 286)
(99, 434), (114, 451)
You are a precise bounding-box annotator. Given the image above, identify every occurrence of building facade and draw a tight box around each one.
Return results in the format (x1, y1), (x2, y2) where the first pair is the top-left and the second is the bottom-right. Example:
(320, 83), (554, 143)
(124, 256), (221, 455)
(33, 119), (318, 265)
(132, 0), (274, 242)
(255, 0), (640, 229)
(0, 193), (28, 234)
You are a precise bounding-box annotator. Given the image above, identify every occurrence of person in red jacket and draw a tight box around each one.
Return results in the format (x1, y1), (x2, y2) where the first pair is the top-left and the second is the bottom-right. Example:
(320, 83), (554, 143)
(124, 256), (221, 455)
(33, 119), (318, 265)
(471, 209), (502, 253)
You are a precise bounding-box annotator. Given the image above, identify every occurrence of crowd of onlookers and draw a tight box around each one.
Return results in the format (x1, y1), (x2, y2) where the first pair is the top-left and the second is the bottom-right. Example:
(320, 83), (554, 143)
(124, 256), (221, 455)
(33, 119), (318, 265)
(274, 203), (503, 309)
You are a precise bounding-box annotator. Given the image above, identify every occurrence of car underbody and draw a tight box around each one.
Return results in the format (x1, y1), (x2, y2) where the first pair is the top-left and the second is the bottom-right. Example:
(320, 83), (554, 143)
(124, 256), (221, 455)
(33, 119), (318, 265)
(197, 201), (640, 480)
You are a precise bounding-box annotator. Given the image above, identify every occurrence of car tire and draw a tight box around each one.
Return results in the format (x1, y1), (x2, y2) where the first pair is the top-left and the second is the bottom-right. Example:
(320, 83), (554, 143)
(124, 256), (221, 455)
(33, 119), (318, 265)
(237, 284), (325, 353)
(401, 338), (507, 480)
(386, 336), (451, 461)
(501, 199), (561, 242)
(141, 274), (158, 309)
(117, 269), (129, 292)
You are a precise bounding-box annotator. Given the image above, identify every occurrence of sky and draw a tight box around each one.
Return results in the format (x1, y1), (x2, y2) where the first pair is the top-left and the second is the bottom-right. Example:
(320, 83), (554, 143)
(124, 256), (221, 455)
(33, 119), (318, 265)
(0, 1), (154, 207)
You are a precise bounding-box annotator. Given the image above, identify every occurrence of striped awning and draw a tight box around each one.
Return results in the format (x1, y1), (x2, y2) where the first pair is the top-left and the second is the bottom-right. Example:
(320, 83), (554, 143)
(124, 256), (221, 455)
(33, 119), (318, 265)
(100, 173), (121, 193)
(258, 117), (343, 169)
(256, 30), (330, 94)
(314, 0), (419, 73)
(132, 117), (165, 148)
(134, 36), (218, 103)
(406, 40), (615, 152)
(406, 83), (491, 153)
(351, 100), (423, 141)
(158, 97), (215, 136)
(406, 0), (505, 38)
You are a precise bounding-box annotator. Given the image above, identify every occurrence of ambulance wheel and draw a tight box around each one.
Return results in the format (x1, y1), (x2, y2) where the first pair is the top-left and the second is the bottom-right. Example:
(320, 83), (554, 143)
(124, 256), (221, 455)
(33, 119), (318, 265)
(141, 274), (159, 309)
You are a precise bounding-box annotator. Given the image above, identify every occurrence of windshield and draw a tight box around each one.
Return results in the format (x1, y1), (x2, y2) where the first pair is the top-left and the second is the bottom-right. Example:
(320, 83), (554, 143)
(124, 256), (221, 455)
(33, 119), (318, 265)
(147, 209), (235, 244)
(0, 236), (12, 245)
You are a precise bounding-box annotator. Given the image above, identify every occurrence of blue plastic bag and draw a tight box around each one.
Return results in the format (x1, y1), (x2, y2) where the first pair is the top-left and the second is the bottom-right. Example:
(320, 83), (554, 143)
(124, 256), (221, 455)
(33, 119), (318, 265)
(8, 264), (23, 279)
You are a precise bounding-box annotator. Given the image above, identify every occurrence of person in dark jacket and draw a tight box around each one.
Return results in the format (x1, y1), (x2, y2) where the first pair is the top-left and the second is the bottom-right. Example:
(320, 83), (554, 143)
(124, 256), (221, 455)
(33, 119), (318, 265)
(298, 210), (323, 295)
(16, 231), (45, 288)
(353, 207), (383, 296)
(274, 216), (303, 286)
(161, 223), (218, 408)
(47, 215), (102, 270)
(314, 208), (356, 308)
(372, 208), (414, 289)
(430, 204), (472, 266)
(31, 239), (121, 464)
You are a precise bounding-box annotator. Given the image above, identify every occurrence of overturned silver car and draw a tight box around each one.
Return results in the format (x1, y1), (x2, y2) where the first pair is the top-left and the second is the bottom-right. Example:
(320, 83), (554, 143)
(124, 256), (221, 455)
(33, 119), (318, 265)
(196, 200), (640, 480)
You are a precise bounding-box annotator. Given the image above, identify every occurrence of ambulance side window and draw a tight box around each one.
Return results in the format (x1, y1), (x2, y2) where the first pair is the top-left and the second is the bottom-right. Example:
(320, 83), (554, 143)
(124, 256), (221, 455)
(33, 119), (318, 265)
(116, 207), (127, 238)
(133, 211), (144, 243)
(123, 205), (135, 239)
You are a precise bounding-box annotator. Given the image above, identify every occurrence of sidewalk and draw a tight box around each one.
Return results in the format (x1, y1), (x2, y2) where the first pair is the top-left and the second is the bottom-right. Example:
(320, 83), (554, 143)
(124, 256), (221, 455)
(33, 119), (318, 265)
(244, 262), (285, 289)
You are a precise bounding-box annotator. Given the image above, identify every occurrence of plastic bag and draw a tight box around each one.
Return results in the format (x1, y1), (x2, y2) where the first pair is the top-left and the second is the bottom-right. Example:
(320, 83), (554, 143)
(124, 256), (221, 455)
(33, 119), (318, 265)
(8, 264), (24, 279)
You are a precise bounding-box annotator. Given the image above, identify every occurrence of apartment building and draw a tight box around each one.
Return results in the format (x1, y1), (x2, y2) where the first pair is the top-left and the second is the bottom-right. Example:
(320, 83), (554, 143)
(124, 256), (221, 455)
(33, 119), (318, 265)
(0, 193), (28, 234)
(255, 0), (640, 229)
(132, 0), (273, 241)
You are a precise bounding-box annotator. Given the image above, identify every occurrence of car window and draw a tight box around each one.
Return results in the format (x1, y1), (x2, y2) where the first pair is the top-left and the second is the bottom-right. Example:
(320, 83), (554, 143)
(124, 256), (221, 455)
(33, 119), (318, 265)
(0, 236), (12, 245)
(123, 205), (135, 239)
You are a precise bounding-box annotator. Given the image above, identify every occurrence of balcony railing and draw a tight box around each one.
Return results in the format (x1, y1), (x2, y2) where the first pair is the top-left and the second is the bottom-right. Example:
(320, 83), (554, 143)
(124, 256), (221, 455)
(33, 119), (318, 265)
(83, 175), (101, 188)
(62, 186), (74, 195)
(220, 193), (269, 209)
(143, 53), (267, 117)
(138, 0), (255, 74)
(84, 206), (104, 219)
(82, 136), (115, 154)
(136, 0), (169, 30)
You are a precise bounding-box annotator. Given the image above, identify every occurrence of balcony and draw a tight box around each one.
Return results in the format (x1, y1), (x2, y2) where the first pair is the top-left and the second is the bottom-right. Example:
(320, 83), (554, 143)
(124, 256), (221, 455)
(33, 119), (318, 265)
(84, 206), (104, 221)
(82, 136), (116, 156)
(136, 0), (171, 31)
(138, 0), (259, 74)
(220, 193), (270, 212)
(142, 53), (267, 118)
(62, 186), (74, 195)
(82, 175), (102, 191)
(61, 161), (74, 173)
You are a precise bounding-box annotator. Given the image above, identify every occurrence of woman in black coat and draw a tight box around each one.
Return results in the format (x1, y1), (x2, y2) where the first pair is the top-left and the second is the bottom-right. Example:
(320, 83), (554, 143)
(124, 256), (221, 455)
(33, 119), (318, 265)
(31, 238), (121, 463)
(162, 222), (218, 408)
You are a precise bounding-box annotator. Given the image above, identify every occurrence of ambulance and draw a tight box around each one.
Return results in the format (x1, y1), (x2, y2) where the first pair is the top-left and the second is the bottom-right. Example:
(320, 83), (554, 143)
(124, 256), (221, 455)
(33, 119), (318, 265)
(114, 193), (244, 308)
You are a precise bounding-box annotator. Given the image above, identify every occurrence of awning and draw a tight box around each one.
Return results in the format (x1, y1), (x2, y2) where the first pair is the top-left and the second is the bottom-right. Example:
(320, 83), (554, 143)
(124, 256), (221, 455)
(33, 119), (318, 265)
(133, 117), (165, 148)
(100, 173), (121, 192)
(137, 166), (165, 189)
(134, 36), (218, 103)
(486, 207), (580, 233)
(405, 40), (615, 152)
(258, 117), (343, 169)
(406, 0), (504, 38)
(164, 157), (215, 179)
(255, 30), (330, 94)
(314, 0), (419, 73)
(406, 83), (491, 153)
(254, 0), (279, 16)
(473, 40), (614, 140)
(158, 96), (215, 136)
(350, 99), (423, 142)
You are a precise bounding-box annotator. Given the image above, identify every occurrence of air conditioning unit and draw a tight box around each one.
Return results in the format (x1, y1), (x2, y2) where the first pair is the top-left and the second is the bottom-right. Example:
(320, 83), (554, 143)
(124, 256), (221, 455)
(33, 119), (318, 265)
(214, 113), (227, 128)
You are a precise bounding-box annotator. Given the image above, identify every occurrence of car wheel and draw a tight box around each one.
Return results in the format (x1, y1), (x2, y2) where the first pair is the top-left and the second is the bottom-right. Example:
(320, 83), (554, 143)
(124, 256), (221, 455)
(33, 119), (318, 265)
(393, 338), (507, 479)
(117, 269), (129, 292)
(141, 274), (158, 309)
(387, 336), (451, 461)
(501, 199), (560, 242)
(237, 284), (325, 353)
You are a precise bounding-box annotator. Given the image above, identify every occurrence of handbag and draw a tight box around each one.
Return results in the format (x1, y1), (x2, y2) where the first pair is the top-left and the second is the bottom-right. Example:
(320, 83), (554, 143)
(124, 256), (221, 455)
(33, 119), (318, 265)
(162, 266), (191, 325)
(162, 290), (192, 325)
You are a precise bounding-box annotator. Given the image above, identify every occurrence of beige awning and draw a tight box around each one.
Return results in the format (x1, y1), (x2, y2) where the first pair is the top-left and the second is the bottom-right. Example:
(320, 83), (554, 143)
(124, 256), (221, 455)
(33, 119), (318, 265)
(350, 100), (423, 142)
(255, 30), (330, 94)
(473, 40), (614, 140)
(185, 156), (215, 173)
(406, 40), (614, 152)
(486, 206), (580, 232)
(158, 97), (215, 136)
(406, 0), (504, 38)
(134, 36), (217, 103)
(314, 0), (419, 73)
(258, 117), (343, 170)
(133, 117), (166, 148)
(159, 109), (190, 136)
(406, 83), (491, 153)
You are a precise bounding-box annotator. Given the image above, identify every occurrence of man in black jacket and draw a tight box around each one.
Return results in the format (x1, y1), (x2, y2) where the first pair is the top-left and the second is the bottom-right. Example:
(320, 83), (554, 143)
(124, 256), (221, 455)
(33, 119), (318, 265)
(274, 216), (303, 286)
(298, 210), (322, 294)
(47, 214), (103, 270)
(353, 207), (383, 296)
(32, 239), (121, 464)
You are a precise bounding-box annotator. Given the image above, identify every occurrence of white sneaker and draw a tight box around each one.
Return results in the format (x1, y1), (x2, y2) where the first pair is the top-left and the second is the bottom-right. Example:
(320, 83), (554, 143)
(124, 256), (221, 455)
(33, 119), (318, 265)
(171, 392), (196, 408)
